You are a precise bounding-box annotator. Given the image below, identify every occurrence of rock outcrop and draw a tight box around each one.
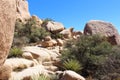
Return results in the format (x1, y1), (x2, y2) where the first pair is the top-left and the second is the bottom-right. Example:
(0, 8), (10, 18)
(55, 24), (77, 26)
(41, 36), (58, 47)
(22, 46), (61, 63)
(60, 27), (74, 38)
(43, 21), (65, 33)
(84, 20), (120, 45)
(6, 46), (62, 79)
(0, 0), (16, 66)
(5, 58), (36, 70)
(16, 0), (30, 21)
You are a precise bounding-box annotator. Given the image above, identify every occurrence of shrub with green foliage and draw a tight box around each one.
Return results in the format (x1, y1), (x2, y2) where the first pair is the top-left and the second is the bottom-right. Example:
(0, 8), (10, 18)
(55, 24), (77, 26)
(8, 47), (23, 58)
(13, 18), (51, 47)
(61, 34), (120, 79)
(51, 33), (64, 39)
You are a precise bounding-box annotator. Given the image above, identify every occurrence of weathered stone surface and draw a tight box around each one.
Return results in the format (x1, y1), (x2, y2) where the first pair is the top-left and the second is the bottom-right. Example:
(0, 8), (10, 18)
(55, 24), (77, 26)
(44, 36), (52, 41)
(22, 46), (51, 62)
(60, 70), (85, 80)
(84, 20), (120, 45)
(22, 52), (33, 60)
(0, 64), (12, 80)
(10, 65), (48, 80)
(16, 0), (30, 21)
(4, 58), (36, 70)
(22, 46), (60, 63)
(60, 27), (74, 38)
(0, 0), (16, 66)
(43, 21), (64, 33)
(57, 39), (64, 46)
(41, 39), (57, 47)
(72, 31), (82, 39)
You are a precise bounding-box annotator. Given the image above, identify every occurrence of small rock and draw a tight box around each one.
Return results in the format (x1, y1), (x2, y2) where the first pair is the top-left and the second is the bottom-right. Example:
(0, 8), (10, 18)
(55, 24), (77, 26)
(60, 70), (85, 80)
(22, 52), (33, 60)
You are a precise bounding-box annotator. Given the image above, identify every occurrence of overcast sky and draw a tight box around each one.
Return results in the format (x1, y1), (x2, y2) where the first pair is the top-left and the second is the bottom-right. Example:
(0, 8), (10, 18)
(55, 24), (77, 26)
(28, 0), (120, 33)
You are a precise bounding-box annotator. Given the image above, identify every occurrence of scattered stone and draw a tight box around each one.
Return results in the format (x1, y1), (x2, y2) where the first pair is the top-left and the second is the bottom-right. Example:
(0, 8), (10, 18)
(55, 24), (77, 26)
(41, 39), (57, 47)
(57, 39), (64, 46)
(60, 27), (74, 38)
(22, 52), (33, 60)
(44, 36), (52, 41)
(60, 70), (85, 80)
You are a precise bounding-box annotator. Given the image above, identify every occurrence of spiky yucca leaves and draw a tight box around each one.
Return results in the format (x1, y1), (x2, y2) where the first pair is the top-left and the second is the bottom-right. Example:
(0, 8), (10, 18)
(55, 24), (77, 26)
(32, 74), (50, 80)
(63, 59), (82, 72)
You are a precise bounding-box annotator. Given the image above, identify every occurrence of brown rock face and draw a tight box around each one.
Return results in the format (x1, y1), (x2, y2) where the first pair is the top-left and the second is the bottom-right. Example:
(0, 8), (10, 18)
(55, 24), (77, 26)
(0, 0), (16, 66)
(16, 0), (30, 21)
(84, 20), (120, 45)
(0, 64), (12, 80)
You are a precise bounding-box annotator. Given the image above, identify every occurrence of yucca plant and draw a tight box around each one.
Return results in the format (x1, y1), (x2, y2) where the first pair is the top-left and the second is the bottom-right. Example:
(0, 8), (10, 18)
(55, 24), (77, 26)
(63, 59), (82, 72)
(32, 74), (50, 80)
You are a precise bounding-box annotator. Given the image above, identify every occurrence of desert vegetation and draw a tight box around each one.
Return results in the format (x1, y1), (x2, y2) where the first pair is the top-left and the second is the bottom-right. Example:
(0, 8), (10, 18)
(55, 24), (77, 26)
(61, 34), (120, 80)
(9, 19), (120, 80)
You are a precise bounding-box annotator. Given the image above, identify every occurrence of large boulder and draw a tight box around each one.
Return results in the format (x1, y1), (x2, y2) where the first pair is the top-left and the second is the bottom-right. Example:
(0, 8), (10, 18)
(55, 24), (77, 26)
(60, 70), (85, 80)
(22, 46), (51, 62)
(16, 0), (30, 21)
(4, 58), (36, 71)
(84, 20), (120, 45)
(22, 46), (61, 64)
(0, 0), (16, 66)
(43, 21), (64, 33)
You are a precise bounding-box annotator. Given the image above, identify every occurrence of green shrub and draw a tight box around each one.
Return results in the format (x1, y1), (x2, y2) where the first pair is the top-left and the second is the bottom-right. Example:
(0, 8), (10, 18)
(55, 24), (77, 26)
(8, 47), (23, 58)
(28, 27), (50, 43)
(51, 33), (64, 39)
(13, 18), (51, 47)
(61, 34), (115, 79)
(63, 59), (82, 72)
